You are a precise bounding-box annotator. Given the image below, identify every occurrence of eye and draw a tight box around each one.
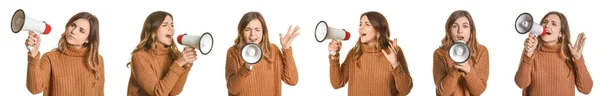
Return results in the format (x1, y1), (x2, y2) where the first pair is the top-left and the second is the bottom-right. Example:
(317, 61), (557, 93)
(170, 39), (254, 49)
(70, 23), (76, 27)
(552, 22), (557, 26)
(80, 28), (85, 33)
(171, 24), (175, 27)
(463, 25), (469, 28)
(452, 24), (458, 28)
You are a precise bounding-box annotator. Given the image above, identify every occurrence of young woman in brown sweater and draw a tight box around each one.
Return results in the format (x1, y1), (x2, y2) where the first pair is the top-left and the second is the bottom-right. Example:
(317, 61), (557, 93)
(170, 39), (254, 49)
(127, 11), (197, 96)
(515, 11), (593, 96)
(432, 10), (489, 96)
(328, 11), (413, 96)
(25, 12), (103, 96)
(225, 11), (300, 96)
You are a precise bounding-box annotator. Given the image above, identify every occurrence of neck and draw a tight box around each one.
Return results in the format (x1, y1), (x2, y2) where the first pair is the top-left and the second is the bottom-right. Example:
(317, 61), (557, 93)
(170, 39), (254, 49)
(543, 40), (558, 46)
(70, 44), (83, 49)
(364, 41), (377, 46)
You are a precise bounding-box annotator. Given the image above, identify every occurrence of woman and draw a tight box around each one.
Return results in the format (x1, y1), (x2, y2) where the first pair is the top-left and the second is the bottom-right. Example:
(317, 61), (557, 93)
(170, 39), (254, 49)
(515, 11), (593, 96)
(127, 11), (197, 96)
(328, 11), (413, 96)
(432, 10), (489, 96)
(25, 12), (103, 96)
(225, 11), (300, 96)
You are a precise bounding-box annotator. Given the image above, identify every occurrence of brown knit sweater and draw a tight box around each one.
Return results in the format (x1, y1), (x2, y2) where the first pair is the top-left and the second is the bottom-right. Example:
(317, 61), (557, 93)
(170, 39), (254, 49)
(127, 45), (192, 96)
(329, 44), (413, 96)
(27, 47), (105, 96)
(433, 44), (489, 96)
(225, 43), (299, 96)
(515, 43), (593, 96)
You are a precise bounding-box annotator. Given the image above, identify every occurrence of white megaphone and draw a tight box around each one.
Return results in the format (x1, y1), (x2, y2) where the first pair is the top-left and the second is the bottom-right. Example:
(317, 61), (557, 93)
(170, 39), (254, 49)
(314, 21), (350, 56)
(515, 12), (547, 37)
(11, 9), (52, 50)
(448, 40), (470, 63)
(241, 42), (262, 70)
(176, 32), (214, 55)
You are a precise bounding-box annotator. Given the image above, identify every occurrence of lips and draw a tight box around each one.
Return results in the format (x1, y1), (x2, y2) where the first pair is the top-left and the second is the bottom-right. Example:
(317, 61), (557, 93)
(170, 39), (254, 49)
(457, 36), (464, 40)
(360, 33), (366, 37)
(166, 34), (173, 39)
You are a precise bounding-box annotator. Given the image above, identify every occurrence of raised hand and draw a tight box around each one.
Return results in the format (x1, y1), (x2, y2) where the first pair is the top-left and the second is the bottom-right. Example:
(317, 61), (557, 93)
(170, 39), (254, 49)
(328, 40), (342, 58)
(381, 38), (399, 68)
(568, 32), (586, 59)
(280, 25), (301, 49)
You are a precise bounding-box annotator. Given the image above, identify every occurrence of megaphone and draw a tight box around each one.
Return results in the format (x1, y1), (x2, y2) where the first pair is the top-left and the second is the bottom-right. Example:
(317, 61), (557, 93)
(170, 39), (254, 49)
(448, 40), (470, 63)
(515, 12), (546, 37)
(176, 32), (214, 55)
(11, 9), (52, 50)
(314, 21), (350, 56)
(241, 42), (262, 69)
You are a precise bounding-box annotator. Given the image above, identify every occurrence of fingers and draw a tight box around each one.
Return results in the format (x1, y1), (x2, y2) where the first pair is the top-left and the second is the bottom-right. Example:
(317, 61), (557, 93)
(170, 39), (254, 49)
(286, 25), (293, 37)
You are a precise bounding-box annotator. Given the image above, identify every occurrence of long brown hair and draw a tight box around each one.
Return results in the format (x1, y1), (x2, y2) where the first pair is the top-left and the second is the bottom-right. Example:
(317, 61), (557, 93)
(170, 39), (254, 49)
(233, 12), (272, 63)
(127, 11), (181, 67)
(350, 11), (392, 67)
(538, 11), (573, 60)
(54, 12), (100, 80)
(441, 10), (480, 56)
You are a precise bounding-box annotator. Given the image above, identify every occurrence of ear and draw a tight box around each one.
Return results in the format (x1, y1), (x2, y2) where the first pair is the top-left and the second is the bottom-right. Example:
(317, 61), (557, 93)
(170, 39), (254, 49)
(559, 32), (563, 37)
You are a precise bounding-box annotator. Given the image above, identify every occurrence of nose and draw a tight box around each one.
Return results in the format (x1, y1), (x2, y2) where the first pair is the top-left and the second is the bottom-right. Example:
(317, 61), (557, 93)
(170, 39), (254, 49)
(70, 27), (77, 34)
(457, 27), (462, 34)
(168, 24), (174, 32)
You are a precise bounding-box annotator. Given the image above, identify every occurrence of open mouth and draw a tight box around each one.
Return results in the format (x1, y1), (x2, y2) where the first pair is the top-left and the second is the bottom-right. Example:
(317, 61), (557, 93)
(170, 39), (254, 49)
(166, 34), (173, 39)
(360, 33), (367, 37)
(457, 36), (464, 40)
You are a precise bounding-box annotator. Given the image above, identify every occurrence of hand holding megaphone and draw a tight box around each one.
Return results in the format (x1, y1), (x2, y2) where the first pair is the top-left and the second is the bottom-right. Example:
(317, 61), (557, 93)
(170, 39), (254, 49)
(25, 31), (41, 56)
(515, 12), (546, 37)
(315, 21), (351, 56)
(175, 46), (197, 66)
(524, 33), (538, 57)
(328, 40), (342, 58)
(12, 9), (52, 50)
(176, 32), (214, 55)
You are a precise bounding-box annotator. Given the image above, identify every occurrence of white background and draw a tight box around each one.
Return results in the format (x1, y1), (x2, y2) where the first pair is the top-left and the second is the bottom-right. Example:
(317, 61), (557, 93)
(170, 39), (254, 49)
(0, 0), (598, 96)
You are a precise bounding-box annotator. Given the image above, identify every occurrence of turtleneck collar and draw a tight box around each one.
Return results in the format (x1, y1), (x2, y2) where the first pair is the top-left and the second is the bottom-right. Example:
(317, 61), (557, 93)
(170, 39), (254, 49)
(361, 43), (382, 53)
(62, 46), (88, 57)
(540, 42), (561, 53)
(151, 44), (170, 55)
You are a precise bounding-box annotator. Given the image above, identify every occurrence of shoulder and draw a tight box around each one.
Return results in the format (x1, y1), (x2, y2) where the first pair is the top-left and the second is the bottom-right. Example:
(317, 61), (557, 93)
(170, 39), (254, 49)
(40, 50), (62, 59)
(434, 47), (446, 56)
(269, 43), (280, 50)
(476, 44), (489, 54)
(227, 46), (240, 54)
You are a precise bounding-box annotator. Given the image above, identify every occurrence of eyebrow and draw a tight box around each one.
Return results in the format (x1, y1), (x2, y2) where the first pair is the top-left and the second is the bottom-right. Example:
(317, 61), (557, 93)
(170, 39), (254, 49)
(80, 26), (87, 32)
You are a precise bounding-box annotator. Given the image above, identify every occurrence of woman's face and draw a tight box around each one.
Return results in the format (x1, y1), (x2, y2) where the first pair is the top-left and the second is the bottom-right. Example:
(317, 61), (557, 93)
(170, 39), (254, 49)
(156, 16), (175, 46)
(359, 16), (378, 44)
(450, 16), (471, 43)
(540, 14), (562, 43)
(244, 19), (263, 44)
(65, 19), (91, 46)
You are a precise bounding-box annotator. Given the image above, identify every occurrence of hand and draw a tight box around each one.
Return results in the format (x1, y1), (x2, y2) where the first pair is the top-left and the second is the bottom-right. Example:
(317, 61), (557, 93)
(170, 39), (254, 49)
(568, 32), (586, 59)
(279, 25), (301, 49)
(454, 61), (471, 74)
(382, 38), (399, 68)
(524, 33), (537, 57)
(328, 40), (342, 59)
(25, 31), (41, 56)
(176, 47), (197, 66)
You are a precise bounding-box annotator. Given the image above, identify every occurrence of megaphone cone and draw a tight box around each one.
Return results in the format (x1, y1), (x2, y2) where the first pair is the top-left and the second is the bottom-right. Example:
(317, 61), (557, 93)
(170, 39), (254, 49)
(176, 32), (214, 55)
(11, 9), (51, 34)
(515, 12), (546, 37)
(241, 42), (262, 64)
(314, 21), (350, 42)
(448, 40), (470, 63)
(12, 9), (52, 50)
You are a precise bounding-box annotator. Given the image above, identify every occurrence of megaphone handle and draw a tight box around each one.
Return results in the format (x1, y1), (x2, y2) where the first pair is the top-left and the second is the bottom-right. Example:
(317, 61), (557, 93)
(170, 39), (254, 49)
(27, 33), (40, 50)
